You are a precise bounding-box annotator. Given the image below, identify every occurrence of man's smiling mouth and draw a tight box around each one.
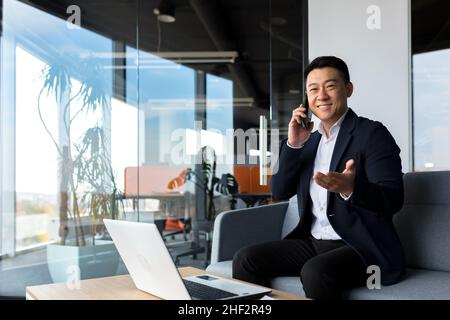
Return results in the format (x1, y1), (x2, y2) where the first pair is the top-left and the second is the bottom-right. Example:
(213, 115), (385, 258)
(317, 104), (332, 109)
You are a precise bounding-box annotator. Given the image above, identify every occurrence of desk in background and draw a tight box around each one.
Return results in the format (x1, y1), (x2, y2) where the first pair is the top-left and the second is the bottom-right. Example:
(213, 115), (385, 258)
(233, 165), (272, 208)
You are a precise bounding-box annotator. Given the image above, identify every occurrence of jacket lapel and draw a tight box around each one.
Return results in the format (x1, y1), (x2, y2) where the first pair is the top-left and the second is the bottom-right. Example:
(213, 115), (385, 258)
(327, 108), (357, 204)
(300, 131), (321, 207)
(329, 108), (357, 172)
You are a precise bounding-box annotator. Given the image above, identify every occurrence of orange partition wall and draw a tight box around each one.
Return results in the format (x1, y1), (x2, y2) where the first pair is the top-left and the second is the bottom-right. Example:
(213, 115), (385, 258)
(233, 165), (272, 193)
(124, 165), (188, 196)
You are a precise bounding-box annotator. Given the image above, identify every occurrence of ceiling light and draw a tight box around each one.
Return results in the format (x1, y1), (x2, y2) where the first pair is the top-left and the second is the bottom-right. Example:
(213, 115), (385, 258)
(143, 97), (254, 110)
(147, 51), (239, 64)
(153, 0), (176, 23)
(81, 51), (238, 67)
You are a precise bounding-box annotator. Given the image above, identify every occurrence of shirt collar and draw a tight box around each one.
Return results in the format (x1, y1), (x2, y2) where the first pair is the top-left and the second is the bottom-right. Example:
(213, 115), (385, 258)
(318, 108), (349, 139)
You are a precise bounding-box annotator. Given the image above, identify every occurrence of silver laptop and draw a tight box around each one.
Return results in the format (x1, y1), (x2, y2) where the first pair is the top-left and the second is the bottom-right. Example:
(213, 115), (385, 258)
(103, 219), (271, 300)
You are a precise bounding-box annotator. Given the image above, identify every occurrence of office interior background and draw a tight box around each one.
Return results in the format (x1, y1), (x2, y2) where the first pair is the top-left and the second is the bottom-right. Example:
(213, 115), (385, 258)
(0, 0), (449, 298)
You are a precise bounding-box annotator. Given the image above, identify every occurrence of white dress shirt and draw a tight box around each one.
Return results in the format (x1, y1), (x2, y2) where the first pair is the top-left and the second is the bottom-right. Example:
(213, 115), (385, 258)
(287, 109), (350, 240)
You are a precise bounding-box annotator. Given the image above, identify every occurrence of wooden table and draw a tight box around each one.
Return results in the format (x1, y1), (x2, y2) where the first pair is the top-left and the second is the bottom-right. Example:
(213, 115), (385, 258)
(26, 267), (306, 300)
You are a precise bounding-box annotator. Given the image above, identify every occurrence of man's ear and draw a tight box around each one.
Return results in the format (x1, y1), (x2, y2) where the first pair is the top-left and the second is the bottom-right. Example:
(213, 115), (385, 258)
(346, 82), (354, 97)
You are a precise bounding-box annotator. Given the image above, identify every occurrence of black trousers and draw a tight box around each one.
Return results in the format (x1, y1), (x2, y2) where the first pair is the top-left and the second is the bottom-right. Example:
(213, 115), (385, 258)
(232, 236), (367, 300)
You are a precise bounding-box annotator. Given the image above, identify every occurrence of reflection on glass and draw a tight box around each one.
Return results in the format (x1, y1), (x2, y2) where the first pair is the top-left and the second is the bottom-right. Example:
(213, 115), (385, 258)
(206, 73), (233, 179)
(138, 49), (195, 165)
(1, 0), (137, 295)
(133, 48), (196, 225)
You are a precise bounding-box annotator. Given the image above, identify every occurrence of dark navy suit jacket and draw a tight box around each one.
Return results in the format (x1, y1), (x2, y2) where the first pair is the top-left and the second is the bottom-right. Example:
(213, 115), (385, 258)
(270, 108), (406, 285)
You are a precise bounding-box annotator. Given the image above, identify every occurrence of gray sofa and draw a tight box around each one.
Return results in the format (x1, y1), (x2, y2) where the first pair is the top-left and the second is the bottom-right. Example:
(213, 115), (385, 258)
(206, 171), (450, 299)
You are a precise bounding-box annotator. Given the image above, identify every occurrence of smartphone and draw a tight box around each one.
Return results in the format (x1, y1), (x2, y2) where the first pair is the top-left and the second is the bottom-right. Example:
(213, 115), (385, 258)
(300, 94), (312, 129)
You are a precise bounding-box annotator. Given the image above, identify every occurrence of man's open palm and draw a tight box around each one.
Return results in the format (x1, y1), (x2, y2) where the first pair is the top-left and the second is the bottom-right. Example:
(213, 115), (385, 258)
(313, 159), (355, 196)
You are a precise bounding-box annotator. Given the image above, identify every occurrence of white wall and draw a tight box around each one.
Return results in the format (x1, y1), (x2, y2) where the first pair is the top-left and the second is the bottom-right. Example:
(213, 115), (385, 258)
(308, 0), (411, 172)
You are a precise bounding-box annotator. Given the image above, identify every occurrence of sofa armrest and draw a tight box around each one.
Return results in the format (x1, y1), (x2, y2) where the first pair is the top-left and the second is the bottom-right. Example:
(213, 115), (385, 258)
(210, 201), (289, 263)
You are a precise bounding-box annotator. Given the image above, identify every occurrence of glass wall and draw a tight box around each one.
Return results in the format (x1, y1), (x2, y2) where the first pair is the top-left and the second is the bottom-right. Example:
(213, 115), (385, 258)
(0, 0), (138, 296)
(0, 0), (305, 297)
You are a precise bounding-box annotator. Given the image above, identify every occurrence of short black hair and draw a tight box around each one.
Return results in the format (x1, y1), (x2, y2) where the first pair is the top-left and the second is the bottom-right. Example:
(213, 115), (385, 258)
(304, 56), (350, 83)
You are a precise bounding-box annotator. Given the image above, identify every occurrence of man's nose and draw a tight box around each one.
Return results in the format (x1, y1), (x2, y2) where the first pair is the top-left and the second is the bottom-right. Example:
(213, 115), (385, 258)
(317, 87), (330, 100)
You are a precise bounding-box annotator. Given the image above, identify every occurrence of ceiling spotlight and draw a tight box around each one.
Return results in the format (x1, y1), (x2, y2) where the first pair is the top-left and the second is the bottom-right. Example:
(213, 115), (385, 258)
(153, 0), (176, 23)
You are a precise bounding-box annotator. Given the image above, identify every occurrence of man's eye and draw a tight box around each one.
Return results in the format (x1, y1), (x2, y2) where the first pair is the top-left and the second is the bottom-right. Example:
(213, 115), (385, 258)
(327, 85), (335, 90)
(309, 88), (318, 93)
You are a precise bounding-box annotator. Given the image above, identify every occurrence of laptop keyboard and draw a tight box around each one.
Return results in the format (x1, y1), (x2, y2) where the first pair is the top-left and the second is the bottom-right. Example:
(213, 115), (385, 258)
(183, 279), (238, 300)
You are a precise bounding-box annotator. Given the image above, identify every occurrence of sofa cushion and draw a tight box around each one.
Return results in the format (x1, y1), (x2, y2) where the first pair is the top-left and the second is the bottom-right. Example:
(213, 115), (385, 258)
(269, 277), (305, 297)
(206, 264), (450, 300)
(394, 171), (450, 272)
(343, 268), (450, 300)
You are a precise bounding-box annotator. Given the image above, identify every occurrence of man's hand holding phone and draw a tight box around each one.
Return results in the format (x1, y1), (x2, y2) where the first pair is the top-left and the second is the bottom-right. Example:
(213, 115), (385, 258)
(288, 104), (314, 148)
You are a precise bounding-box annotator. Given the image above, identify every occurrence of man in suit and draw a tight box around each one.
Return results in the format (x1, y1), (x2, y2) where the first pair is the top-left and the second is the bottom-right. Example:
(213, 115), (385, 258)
(232, 56), (406, 300)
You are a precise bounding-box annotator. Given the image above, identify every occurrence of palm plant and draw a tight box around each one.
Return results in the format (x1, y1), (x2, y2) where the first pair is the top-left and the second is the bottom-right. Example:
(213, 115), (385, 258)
(184, 146), (239, 220)
(38, 54), (119, 246)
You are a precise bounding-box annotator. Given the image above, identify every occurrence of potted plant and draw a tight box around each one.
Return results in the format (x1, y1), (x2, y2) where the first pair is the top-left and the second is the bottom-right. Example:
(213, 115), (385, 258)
(38, 53), (121, 282)
(167, 146), (239, 222)
(183, 146), (238, 221)
(167, 146), (238, 266)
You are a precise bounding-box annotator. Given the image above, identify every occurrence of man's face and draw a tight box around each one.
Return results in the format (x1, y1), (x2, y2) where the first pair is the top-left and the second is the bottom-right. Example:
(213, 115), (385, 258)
(306, 67), (353, 126)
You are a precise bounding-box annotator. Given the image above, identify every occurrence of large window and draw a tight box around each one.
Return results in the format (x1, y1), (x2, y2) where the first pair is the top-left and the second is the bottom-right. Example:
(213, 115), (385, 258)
(15, 46), (59, 251)
(9, 0), (116, 253)
(412, 0), (450, 171)
(413, 50), (450, 171)
(1, 0), (137, 297)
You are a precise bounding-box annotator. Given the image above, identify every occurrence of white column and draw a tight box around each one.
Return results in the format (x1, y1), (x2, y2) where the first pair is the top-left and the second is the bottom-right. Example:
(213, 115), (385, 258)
(308, 0), (412, 172)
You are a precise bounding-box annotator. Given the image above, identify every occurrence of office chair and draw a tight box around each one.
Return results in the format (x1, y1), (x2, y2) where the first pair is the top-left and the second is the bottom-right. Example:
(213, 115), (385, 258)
(161, 216), (191, 241)
(173, 219), (211, 268)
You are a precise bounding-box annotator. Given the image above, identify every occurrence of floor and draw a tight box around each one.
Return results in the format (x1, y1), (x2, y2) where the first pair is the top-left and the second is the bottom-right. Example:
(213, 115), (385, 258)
(0, 233), (208, 298)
